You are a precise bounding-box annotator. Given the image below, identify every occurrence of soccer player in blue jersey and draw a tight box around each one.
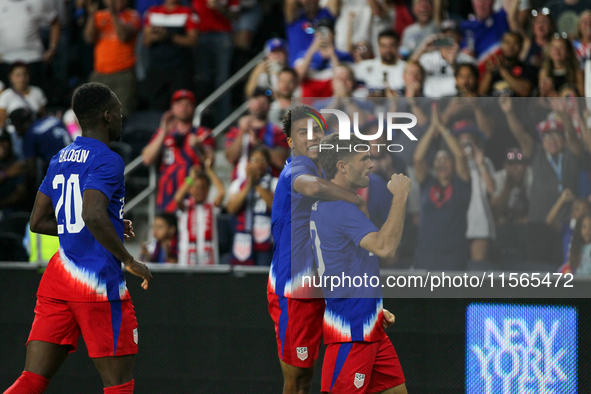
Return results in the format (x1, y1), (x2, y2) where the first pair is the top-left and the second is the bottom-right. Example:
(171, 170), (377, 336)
(268, 105), (372, 394)
(311, 132), (410, 394)
(4, 83), (152, 394)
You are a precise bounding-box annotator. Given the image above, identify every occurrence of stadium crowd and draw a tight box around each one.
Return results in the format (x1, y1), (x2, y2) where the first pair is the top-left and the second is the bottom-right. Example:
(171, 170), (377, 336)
(1, 0), (591, 274)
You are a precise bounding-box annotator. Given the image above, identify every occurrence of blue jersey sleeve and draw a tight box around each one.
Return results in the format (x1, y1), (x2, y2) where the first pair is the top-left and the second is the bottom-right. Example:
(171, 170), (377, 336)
(83, 153), (125, 201)
(291, 156), (319, 195)
(333, 201), (378, 246)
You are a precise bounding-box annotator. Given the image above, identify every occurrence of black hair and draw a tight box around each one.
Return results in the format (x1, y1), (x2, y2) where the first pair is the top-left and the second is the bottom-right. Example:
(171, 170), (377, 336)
(155, 212), (178, 231)
(72, 82), (115, 128)
(318, 133), (366, 180)
(378, 29), (400, 43)
(503, 31), (524, 48)
(279, 67), (298, 80)
(316, 18), (335, 32)
(454, 62), (479, 79)
(8, 61), (29, 76)
(283, 105), (323, 138)
(193, 171), (212, 188)
(249, 144), (271, 164)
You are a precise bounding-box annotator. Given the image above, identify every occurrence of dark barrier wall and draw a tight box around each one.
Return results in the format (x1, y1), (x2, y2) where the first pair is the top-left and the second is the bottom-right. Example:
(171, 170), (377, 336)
(1, 268), (589, 394)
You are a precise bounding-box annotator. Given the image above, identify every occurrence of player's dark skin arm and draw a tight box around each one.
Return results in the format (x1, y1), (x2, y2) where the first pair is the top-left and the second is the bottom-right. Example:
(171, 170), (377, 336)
(82, 189), (153, 289)
(29, 191), (59, 236)
(294, 175), (369, 216)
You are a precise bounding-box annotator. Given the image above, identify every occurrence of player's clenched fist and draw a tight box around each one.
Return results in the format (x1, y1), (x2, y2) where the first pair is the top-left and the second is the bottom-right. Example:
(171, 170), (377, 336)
(383, 309), (396, 329)
(387, 173), (411, 195)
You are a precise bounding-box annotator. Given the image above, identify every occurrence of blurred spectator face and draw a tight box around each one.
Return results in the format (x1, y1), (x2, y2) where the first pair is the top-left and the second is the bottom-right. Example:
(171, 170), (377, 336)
(433, 150), (454, 180)
(472, 0), (494, 21)
(578, 12), (591, 41)
(413, 0), (433, 25)
(332, 66), (355, 96)
(9, 65), (29, 91)
(457, 133), (476, 158)
(353, 42), (373, 62)
(581, 216), (591, 244)
(501, 33), (522, 61)
(403, 62), (425, 86)
(549, 38), (568, 64)
(267, 49), (287, 66)
(190, 177), (210, 204)
(378, 36), (399, 64)
(533, 15), (552, 40)
(153, 217), (175, 242)
(298, 0), (319, 12)
(572, 199), (591, 222)
(249, 150), (270, 178)
(171, 98), (195, 123)
(276, 70), (298, 97)
(289, 117), (324, 160)
(249, 95), (271, 120)
(541, 131), (564, 155)
(456, 65), (478, 93)
(504, 162), (526, 183)
(103, 0), (127, 12)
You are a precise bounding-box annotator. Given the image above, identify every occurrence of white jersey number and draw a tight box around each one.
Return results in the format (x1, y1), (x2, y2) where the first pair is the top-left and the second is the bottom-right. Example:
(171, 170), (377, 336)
(53, 174), (84, 234)
(310, 221), (325, 277)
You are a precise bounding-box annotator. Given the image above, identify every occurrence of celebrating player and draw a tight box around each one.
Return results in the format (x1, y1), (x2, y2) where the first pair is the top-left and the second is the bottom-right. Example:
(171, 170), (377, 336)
(3, 83), (152, 394)
(311, 132), (409, 394)
(267, 105), (369, 394)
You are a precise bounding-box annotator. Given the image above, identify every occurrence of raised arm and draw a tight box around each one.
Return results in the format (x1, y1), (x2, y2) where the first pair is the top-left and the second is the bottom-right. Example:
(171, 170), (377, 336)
(499, 96), (534, 158)
(440, 124), (470, 182)
(284, 0), (299, 25)
(546, 188), (573, 229)
(110, 8), (138, 43)
(294, 174), (368, 215)
(359, 174), (411, 258)
(205, 159), (226, 208)
(83, 0), (98, 44)
(413, 104), (440, 183)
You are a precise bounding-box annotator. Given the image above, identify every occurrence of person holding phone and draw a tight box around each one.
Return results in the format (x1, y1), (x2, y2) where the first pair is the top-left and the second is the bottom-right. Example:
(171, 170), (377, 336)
(411, 20), (476, 97)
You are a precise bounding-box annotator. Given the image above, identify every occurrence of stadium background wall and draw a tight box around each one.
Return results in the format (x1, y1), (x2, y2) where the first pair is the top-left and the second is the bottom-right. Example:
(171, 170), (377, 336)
(0, 267), (589, 394)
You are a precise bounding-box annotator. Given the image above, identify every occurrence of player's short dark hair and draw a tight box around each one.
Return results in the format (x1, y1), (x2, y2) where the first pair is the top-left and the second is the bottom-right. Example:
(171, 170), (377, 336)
(319, 133), (366, 180)
(279, 67), (298, 80)
(193, 171), (212, 188)
(155, 211), (178, 231)
(250, 144), (271, 164)
(283, 105), (322, 138)
(72, 82), (114, 127)
(454, 62), (479, 79)
(378, 29), (400, 44)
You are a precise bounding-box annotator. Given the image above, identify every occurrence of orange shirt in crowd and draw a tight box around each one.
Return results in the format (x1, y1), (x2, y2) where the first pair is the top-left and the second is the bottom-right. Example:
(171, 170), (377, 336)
(94, 9), (141, 74)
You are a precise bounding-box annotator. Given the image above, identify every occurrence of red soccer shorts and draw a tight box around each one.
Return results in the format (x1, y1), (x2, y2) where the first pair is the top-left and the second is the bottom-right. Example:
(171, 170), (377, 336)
(27, 296), (139, 358)
(321, 335), (405, 393)
(268, 291), (325, 368)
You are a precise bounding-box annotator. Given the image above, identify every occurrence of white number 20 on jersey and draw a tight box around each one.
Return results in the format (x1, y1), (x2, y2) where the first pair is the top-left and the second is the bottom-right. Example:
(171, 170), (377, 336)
(53, 174), (84, 234)
(310, 221), (325, 277)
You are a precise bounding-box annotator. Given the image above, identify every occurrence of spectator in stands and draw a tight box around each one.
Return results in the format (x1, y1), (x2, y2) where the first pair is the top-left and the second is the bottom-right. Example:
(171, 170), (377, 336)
(295, 18), (354, 97)
(0, 0), (60, 88)
(413, 103), (471, 270)
(368, 0), (415, 39)
(545, 0), (591, 37)
(193, 0), (239, 125)
(142, 0), (199, 111)
(560, 213), (591, 275)
(479, 32), (536, 97)
(0, 63), (47, 128)
(501, 95), (583, 265)
(573, 11), (591, 67)
(234, 0), (264, 51)
(411, 20), (476, 97)
(245, 38), (288, 98)
(547, 189), (591, 264)
(6, 108), (72, 193)
(284, 0), (338, 67)
(355, 30), (407, 96)
(83, 0), (140, 117)
(174, 159), (225, 265)
(460, 0), (515, 65)
(0, 128), (26, 215)
(140, 211), (178, 263)
(399, 60), (426, 98)
(225, 87), (289, 181)
(518, 8), (554, 68)
(400, 0), (442, 58)
(539, 36), (584, 96)
(455, 63), (480, 96)
(350, 41), (374, 63)
(453, 121), (496, 265)
(268, 68), (298, 129)
(226, 146), (277, 266)
(142, 90), (216, 212)
(335, 0), (372, 54)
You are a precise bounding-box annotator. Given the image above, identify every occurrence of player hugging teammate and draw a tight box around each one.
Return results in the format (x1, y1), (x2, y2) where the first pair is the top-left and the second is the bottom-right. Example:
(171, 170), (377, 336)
(268, 105), (408, 394)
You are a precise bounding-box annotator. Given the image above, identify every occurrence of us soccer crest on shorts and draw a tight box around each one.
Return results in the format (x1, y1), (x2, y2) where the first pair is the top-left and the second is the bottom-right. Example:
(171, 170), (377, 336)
(133, 328), (138, 344)
(354, 373), (365, 388)
(296, 347), (308, 360)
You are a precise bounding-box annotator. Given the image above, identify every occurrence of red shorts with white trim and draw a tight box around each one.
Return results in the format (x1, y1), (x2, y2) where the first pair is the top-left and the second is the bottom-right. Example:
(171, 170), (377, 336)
(267, 291), (325, 368)
(321, 335), (405, 393)
(27, 296), (138, 358)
